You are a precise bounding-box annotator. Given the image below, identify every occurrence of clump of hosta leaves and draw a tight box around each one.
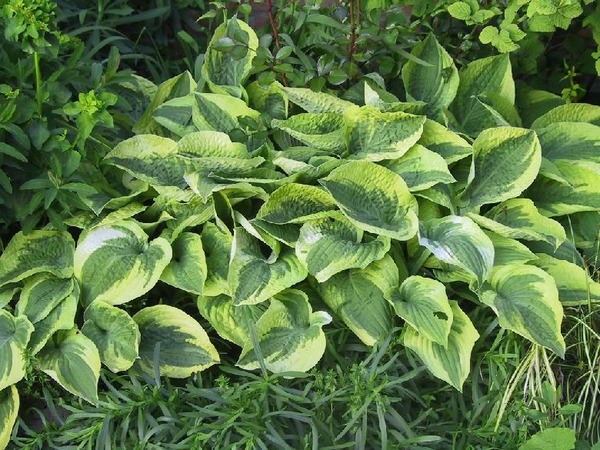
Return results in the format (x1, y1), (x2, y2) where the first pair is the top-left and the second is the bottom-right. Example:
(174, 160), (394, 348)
(1, 17), (600, 448)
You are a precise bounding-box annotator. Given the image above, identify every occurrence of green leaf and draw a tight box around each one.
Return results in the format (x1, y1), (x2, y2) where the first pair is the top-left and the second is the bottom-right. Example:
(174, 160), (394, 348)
(479, 264), (565, 356)
(519, 427), (576, 450)
(202, 18), (258, 97)
(531, 103), (600, 129)
(133, 304), (219, 378)
(228, 229), (308, 305)
(82, 302), (140, 373)
(281, 87), (354, 114)
(479, 26), (519, 53)
(296, 215), (391, 282)
(37, 330), (101, 404)
(458, 127), (541, 212)
(159, 232), (207, 295)
(74, 221), (172, 306)
(468, 198), (566, 249)
(237, 289), (332, 373)
(447, 1), (472, 20)
(0, 231), (74, 288)
(404, 301), (479, 391)
(527, 162), (600, 216)
(402, 33), (459, 113)
(419, 216), (495, 288)
(531, 253), (600, 306)
(0, 310), (33, 391)
(257, 183), (338, 224)
(417, 119), (472, 164)
(247, 81), (288, 120)
(0, 385), (19, 450)
(316, 255), (398, 345)
(383, 144), (455, 191)
(272, 113), (345, 152)
(387, 276), (453, 347)
(197, 294), (266, 347)
(320, 161), (419, 241)
(152, 94), (196, 137)
(201, 222), (232, 296)
(452, 54), (515, 136)
(344, 106), (426, 161)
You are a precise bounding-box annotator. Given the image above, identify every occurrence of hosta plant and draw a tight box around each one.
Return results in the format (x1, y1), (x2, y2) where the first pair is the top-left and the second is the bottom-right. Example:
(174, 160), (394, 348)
(1, 17), (600, 446)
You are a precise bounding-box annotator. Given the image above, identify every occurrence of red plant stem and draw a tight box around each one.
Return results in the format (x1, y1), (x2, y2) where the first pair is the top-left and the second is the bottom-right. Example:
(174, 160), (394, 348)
(348, 0), (359, 72)
(266, 0), (288, 86)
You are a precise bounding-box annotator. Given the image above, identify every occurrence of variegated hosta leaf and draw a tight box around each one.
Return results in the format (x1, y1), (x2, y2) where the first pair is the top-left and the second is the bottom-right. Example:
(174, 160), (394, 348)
(402, 33), (459, 113)
(0, 286), (19, 310)
(281, 87), (354, 114)
(320, 161), (419, 241)
(197, 294), (267, 347)
(237, 289), (332, 373)
(316, 255), (398, 345)
(37, 329), (101, 404)
(252, 220), (301, 248)
(565, 212), (600, 265)
(256, 184), (338, 224)
(271, 113), (345, 152)
(531, 254), (600, 306)
(133, 71), (195, 135)
(386, 276), (453, 347)
(16, 274), (74, 324)
(160, 232), (207, 295)
(160, 195), (214, 241)
(104, 135), (186, 189)
(0, 231), (74, 288)
(202, 18), (257, 97)
(295, 215), (391, 282)
(419, 216), (495, 288)
(194, 92), (260, 132)
(382, 144), (455, 192)
(152, 94), (196, 137)
(417, 119), (472, 164)
(176, 129), (248, 159)
(536, 122), (600, 168)
(485, 231), (537, 267)
(74, 221), (172, 306)
(531, 103), (600, 129)
(458, 127), (541, 212)
(201, 222), (232, 297)
(82, 302), (140, 373)
(343, 105), (426, 161)
(468, 198), (566, 250)
(247, 81), (288, 120)
(527, 162), (600, 217)
(404, 301), (479, 392)
(478, 264), (565, 357)
(228, 229), (308, 306)
(0, 310), (33, 391)
(133, 304), (219, 378)
(0, 385), (19, 450)
(17, 276), (78, 355)
(451, 54), (515, 136)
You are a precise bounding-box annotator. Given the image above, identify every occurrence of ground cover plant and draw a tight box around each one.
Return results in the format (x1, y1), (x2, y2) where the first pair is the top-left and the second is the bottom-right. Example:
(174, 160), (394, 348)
(1, 1), (600, 448)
